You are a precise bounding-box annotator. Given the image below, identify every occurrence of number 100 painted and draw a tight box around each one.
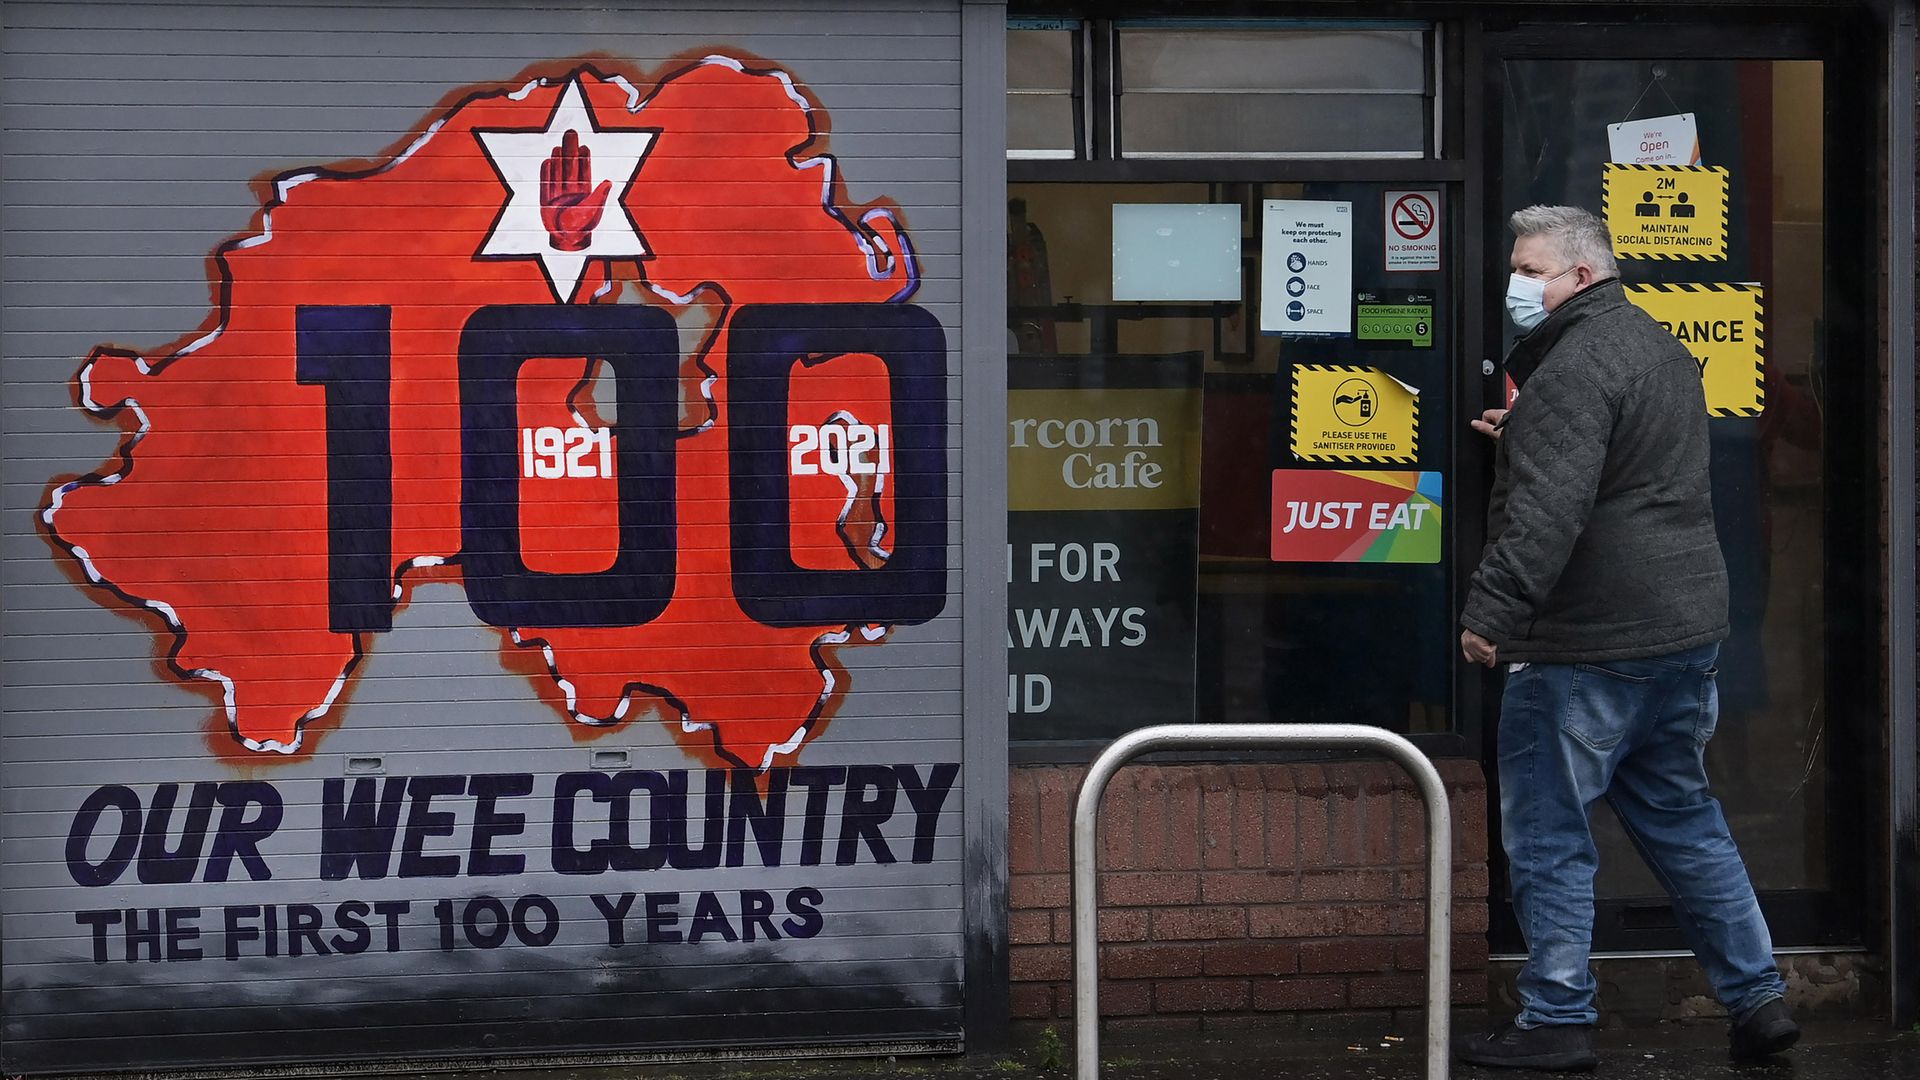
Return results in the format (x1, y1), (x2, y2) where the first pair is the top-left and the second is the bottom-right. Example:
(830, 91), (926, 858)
(295, 301), (949, 634)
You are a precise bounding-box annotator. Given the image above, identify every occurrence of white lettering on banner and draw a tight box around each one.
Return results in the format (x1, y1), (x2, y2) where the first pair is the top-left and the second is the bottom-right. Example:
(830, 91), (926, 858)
(1008, 415), (1161, 449)
(1063, 450), (1163, 490)
(1279, 500), (1431, 534)
(1368, 501), (1429, 531)
(1009, 414), (1176, 494)
(1009, 674), (1053, 714)
(1009, 542), (1122, 584)
(1007, 606), (1148, 649)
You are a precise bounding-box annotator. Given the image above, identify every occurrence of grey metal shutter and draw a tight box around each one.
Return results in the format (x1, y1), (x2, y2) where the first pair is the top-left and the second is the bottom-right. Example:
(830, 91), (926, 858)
(0, 1), (975, 1071)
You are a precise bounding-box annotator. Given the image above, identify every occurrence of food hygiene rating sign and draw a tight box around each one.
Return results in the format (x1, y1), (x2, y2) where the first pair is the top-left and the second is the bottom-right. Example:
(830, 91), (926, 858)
(1290, 365), (1418, 464)
(1602, 163), (1729, 261)
(1625, 283), (1766, 417)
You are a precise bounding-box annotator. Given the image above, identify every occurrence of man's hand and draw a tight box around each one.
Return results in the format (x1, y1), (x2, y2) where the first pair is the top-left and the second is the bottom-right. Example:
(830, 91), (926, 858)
(1461, 629), (1499, 667)
(1470, 408), (1509, 440)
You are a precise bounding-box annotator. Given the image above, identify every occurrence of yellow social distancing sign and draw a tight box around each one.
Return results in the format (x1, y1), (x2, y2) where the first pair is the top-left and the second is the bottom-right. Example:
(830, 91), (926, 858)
(1603, 164), (1729, 261)
(1291, 365), (1419, 464)
(1625, 283), (1765, 417)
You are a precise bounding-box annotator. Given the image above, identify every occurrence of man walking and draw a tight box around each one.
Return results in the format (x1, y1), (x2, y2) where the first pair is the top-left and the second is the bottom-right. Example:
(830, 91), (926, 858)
(1458, 205), (1797, 1071)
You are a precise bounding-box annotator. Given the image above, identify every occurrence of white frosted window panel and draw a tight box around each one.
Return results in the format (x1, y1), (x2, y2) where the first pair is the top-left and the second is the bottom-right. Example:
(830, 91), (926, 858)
(1115, 29), (1430, 158)
(1111, 203), (1243, 302)
(1119, 29), (1426, 92)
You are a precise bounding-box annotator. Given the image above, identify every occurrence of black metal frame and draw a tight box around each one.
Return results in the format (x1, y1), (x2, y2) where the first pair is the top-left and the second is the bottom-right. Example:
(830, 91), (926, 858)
(1477, 9), (1881, 956)
(1073, 20), (1091, 160)
(1882, 0), (1920, 1030)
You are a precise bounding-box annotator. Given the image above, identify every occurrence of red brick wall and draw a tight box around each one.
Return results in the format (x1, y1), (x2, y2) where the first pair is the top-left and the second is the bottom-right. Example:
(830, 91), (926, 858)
(1007, 759), (1490, 1027)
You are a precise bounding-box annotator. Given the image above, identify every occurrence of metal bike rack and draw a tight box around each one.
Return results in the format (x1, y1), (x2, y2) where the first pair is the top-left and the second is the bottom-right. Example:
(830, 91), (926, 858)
(1071, 723), (1453, 1080)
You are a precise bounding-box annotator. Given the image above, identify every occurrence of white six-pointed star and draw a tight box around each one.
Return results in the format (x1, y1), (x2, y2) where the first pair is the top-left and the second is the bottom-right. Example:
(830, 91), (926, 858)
(475, 80), (657, 303)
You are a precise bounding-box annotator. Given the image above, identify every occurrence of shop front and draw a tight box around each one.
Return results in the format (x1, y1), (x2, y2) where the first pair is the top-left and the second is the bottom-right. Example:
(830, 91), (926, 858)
(1001, 0), (1919, 1038)
(0, 0), (1914, 1075)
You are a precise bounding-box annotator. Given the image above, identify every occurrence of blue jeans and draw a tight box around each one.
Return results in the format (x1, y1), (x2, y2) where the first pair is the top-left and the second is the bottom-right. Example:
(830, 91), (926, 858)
(1498, 642), (1787, 1028)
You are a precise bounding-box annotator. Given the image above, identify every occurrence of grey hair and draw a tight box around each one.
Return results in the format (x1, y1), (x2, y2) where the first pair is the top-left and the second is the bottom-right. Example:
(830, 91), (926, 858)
(1509, 205), (1618, 277)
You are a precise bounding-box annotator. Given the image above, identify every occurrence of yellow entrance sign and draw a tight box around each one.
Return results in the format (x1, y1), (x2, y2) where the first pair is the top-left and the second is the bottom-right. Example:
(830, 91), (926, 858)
(1291, 365), (1419, 463)
(1625, 283), (1765, 417)
(1603, 164), (1729, 261)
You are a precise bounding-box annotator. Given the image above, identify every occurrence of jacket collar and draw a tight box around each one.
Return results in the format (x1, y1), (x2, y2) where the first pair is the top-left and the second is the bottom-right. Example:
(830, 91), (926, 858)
(1506, 277), (1627, 382)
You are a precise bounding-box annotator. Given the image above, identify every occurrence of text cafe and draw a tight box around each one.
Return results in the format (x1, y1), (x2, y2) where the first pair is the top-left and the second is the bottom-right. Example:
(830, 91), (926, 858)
(0, 0), (1915, 1073)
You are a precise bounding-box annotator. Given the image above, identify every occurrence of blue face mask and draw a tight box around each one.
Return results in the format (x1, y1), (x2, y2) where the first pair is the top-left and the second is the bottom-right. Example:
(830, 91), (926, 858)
(1505, 267), (1575, 331)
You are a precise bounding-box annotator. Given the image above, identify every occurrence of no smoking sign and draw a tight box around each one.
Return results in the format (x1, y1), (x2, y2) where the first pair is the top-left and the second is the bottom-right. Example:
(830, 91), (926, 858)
(1384, 189), (1441, 272)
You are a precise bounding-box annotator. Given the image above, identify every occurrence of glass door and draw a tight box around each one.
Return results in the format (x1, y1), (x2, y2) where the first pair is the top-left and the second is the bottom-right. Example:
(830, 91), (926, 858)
(1480, 18), (1877, 953)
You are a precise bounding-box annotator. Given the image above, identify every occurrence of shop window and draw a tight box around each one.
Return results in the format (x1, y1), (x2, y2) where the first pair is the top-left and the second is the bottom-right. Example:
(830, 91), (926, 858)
(1009, 22), (1083, 159)
(1007, 182), (1453, 745)
(1115, 27), (1431, 158)
(1005, 20), (1454, 751)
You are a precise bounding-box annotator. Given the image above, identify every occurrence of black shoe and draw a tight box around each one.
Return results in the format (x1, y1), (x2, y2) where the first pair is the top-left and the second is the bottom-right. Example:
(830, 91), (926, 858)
(1457, 1021), (1597, 1072)
(1729, 997), (1800, 1060)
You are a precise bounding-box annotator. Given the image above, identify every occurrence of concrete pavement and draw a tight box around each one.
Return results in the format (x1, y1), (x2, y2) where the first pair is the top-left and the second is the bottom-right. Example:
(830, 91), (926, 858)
(349, 1019), (1917, 1080)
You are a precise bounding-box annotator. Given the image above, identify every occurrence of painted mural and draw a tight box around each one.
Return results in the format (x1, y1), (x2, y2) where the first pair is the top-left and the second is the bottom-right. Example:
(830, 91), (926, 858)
(40, 57), (949, 773)
(5, 53), (962, 1072)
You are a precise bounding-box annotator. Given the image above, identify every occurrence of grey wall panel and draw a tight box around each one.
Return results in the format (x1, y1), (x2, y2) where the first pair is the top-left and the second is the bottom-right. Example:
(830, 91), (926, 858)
(957, 0), (1010, 1048)
(0, 0), (973, 1072)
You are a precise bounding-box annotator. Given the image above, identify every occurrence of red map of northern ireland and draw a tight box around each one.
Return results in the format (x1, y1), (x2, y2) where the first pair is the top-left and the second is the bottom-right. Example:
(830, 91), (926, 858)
(43, 59), (927, 769)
